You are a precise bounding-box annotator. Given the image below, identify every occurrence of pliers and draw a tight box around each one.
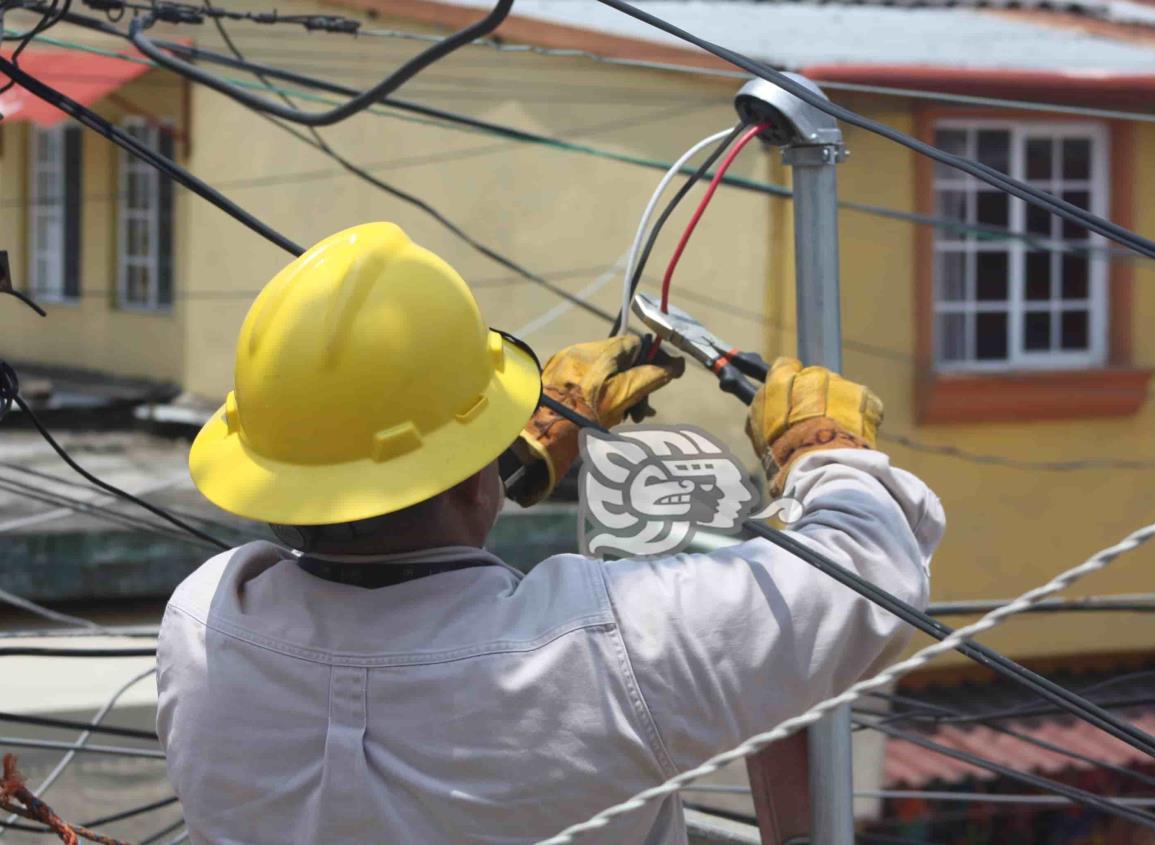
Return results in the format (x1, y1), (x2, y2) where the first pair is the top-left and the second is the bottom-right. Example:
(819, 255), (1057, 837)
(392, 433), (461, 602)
(632, 292), (768, 406)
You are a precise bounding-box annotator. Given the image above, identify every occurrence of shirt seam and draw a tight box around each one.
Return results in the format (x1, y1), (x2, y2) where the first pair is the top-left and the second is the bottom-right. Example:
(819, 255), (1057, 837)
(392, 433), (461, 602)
(165, 602), (616, 668)
(593, 565), (680, 780)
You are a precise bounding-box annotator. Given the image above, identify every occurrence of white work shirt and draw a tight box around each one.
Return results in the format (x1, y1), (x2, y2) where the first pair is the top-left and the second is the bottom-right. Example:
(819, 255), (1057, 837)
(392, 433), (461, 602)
(157, 450), (944, 844)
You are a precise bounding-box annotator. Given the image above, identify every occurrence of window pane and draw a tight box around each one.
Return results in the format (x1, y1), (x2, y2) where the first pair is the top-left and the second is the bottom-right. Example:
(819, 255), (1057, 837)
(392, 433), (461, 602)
(976, 130), (1010, 173)
(976, 191), (1008, 228)
(975, 252), (1008, 301)
(936, 252), (967, 301)
(938, 312), (967, 362)
(936, 190), (967, 241)
(1026, 138), (1052, 180)
(976, 312), (1008, 360)
(1061, 191), (1090, 240)
(1061, 253), (1089, 300)
(1026, 204), (1052, 238)
(1025, 252), (1052, 300)
(1062, 138), (1091, 180)
(1024, 311), (1051, 350)
(1061, 310), (1089, 350)
(934, 129), (967, 179)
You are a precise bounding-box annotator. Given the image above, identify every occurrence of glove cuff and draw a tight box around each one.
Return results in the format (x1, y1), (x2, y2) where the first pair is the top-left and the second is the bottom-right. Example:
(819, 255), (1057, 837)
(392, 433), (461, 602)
(508, 384), (595, 507)
(765, 416), (871, 497)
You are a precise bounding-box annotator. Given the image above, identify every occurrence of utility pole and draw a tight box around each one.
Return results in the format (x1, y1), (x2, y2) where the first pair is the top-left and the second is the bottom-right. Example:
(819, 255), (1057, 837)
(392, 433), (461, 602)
(736, 75), (854, 845)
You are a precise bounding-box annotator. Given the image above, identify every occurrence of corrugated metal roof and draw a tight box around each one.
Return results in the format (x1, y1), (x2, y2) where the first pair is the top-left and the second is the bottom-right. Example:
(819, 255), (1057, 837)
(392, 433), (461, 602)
(444, 0), (1155, 72)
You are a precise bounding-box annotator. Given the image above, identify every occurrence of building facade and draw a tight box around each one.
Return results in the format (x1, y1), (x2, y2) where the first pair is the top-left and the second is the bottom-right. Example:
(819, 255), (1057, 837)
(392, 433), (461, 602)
(2, 0), (1154, 667)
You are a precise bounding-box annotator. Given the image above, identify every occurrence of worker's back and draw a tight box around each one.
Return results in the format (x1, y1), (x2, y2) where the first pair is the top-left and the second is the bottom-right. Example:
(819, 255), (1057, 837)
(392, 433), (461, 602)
(157, 542), (686, 844)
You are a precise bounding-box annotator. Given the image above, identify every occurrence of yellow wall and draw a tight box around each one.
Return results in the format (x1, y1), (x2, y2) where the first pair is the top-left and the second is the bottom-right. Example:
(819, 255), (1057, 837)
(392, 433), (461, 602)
(7, 15), (1155, 666)
(0, 73), (186, 384)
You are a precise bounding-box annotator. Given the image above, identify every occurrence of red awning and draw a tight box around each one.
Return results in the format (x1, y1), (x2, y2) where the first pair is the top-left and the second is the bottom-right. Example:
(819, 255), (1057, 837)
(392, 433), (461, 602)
(885, 709), (1155, 787)
(0, 48), (152, 127)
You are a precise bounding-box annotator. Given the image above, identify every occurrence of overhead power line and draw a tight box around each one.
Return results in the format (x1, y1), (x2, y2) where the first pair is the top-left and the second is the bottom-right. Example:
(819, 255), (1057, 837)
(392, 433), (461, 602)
(594, 0), (1155, 263)
(126, 0), (514, 126)
(28, 24), (1152, 264)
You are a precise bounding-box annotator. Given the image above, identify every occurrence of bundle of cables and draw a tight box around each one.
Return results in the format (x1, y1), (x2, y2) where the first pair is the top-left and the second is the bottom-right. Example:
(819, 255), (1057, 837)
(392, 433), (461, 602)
(612, 120), (771, 336)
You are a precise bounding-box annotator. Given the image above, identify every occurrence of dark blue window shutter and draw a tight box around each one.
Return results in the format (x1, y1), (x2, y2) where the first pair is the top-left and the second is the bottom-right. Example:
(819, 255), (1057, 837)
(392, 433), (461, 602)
(62, 125), (82, 299)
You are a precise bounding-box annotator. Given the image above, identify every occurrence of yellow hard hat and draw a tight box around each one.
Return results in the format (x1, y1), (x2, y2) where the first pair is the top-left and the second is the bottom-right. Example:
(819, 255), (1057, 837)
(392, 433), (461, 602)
(189, 222), (542, 526)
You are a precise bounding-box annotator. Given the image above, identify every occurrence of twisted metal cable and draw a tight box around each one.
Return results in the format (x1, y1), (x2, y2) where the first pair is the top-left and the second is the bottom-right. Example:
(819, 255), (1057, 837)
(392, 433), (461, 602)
(533, 518), (1155, 844)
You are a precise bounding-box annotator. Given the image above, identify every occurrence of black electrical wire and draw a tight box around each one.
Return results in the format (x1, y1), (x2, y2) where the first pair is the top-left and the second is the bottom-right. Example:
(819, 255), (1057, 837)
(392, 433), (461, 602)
(747, 520), (1155, 759)
(594, 0), (1155, 263)
(0, 475), (218, 548)
(0, 646), (157, 656)
(861, 691), (1155, 791)
(0, 0), (71, 96)
(47, 9), (1155, 269)
(0, 710), (159, 741)
(4, 795), (179, 835)
(259, 114), (626, 328)
(537, 393), (1155, 760)
(858, 717), (1155, 830)
(139, 817), (186, 845)
(0, 55), (304, 257)
(0, 461), (235, 533)
(126, 0), (512, 127)
(608, 121), (746, 336)
(0, 363), (228, 550)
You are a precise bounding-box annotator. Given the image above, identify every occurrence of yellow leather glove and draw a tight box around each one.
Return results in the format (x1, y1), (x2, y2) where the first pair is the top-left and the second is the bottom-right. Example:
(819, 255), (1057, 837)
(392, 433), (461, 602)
(746, 357), (884, 496)
(509, 336), (684, 506)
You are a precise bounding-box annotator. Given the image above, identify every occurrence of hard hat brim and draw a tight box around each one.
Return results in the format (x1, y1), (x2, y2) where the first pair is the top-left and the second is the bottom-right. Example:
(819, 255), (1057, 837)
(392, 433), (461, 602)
(188, 336), (542, 526)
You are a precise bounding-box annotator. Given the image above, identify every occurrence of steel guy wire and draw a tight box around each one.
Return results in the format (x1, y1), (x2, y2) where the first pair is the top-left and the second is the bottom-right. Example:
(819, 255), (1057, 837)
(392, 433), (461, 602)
(857, 717), (1155, 829)
(530, 516), (1155, 844)
(0, 667), (156, 836)
(27, 27), (1153, 264)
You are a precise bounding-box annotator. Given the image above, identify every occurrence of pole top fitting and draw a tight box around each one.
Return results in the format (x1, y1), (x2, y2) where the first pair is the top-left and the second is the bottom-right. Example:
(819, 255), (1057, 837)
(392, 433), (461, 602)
(734, 73), (843, 147)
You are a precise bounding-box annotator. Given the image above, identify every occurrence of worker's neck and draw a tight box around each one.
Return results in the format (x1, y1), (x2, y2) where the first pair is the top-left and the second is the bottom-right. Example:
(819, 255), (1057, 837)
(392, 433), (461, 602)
(307, 524), (487, 558)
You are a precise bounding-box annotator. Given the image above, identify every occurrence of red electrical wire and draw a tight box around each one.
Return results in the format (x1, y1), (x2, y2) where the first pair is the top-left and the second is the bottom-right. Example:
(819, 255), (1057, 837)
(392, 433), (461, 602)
(659, 121), (772, 313)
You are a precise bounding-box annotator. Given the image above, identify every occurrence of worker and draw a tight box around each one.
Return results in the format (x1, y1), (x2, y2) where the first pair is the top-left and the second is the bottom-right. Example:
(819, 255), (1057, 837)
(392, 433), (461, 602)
(157, 222), (944, 844)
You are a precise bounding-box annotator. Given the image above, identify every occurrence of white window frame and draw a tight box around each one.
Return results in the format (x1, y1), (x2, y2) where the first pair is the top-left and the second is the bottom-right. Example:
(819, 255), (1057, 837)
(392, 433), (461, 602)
(932, 120), (1109, 373)
(28, 125), (69, 303)
(117, 117), (168, 312)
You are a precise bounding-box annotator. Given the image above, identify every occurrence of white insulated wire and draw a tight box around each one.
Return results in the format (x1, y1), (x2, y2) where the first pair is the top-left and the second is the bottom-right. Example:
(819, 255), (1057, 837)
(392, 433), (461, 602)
(533, 518), (1155, 845)
(616, 128), (733, 336)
